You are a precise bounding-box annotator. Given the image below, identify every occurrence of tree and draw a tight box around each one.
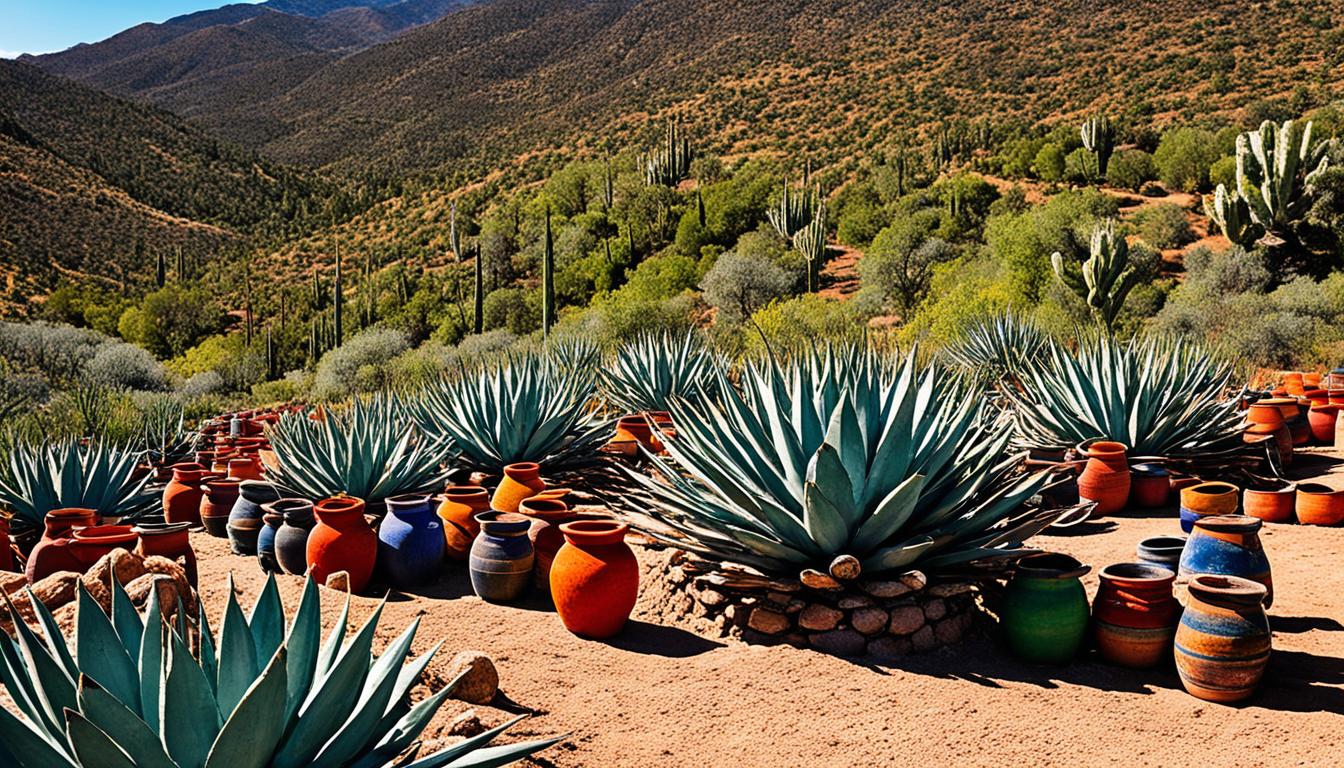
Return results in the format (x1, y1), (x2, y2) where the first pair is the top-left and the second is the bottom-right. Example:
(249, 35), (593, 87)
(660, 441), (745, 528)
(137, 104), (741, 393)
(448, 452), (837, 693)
(1154, 127), (1220, 192)
(701, 251), (792, 324)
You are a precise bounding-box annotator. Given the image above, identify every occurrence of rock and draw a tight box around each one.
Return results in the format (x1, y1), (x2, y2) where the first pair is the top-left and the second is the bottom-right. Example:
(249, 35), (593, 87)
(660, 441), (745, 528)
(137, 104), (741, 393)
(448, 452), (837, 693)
(324, 570), (351, 593)
(449, 710), (484, 737)
(766, 579), (801, 593)
(887, 606), (925, 636)
(741, 629), (785, 646)
(746, 607), (790, 635)
(109, 548), (148, 587)
(31, 571), (79, 610)
(867, 635), (912, 659)
(809, 629), (866, 656)
(899, 570), (928, 592)
(923, 598), (947, 622)
(765, 591), (793, 607)
(125, 575), (180, 619)
(838, 595), (874, 610)
(142, 556), (194, 614)
(800, 569), (842, 591)
(1, 571), (27, 595)
(860, 580), (911, 599)
(697, 588), (728, 608)
(53, 601), (78, 637)
(934, 616), (965, 646)
(828, 555), (861, 581)
(929, 582), (974, 598)
(910, 624), (937, 652)
(850, 607), (889, 636)
(446, 652), (499, 705)
(797, 604), (843, 632)
(785, 599), (806, 614)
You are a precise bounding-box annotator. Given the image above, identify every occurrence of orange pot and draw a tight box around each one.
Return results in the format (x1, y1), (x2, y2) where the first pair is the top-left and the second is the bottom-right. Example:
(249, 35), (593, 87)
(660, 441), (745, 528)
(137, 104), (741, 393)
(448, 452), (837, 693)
(611, 415), (663, 454)
(1179, 481), (1239, 533)
(227, 457), (264, 481)
(1330, 390), (1344, 406)
(163, 463), (207, 526)
(307, 496), (377, 592)
(1077, 441), (1131, 516)
(1295, 483), (1344, 526)
(1304, 372), (1323, 388)
(1308, 404), (1341, 443)
(550, 520), (639, 639)
(491, 462), (546, 514)
(1283, 372), (1305, 397)
(1243, 486), (1295, 524)
(437, 486), (490, 561)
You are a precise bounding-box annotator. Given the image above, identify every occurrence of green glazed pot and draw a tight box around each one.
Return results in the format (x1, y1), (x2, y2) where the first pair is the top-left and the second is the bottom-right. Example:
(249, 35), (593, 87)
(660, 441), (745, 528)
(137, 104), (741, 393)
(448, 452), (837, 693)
(1001, 552), (1091, 664)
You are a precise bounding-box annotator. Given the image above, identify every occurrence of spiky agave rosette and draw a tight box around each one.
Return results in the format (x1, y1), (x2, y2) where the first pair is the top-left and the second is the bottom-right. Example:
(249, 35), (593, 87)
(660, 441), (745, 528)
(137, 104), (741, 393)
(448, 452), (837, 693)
(600, 330), (724, 415)
(614, 346), (1066, 579)
(0, 438), (157, 532)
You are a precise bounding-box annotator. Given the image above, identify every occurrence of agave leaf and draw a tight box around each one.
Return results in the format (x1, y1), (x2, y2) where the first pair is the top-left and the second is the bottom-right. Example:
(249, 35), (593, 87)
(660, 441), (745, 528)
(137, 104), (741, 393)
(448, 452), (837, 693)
(75, 585), (140, 713)
(26, 587), (78, 682)
(0, 702), (76, 768)
(138, 591), (163, 735)
(283, 577), (322, 722)
(5, 590), (76, 731)
(76, 677), (176, 768)
(0, 632), (61, 738)
(161, 629), (221, 768)
(204, 647), (289, 768)
(849, 474), (927, 553)
(215, 577), (259, 719)
(65, 709), (137, 768)
(109, 577), (144, 665)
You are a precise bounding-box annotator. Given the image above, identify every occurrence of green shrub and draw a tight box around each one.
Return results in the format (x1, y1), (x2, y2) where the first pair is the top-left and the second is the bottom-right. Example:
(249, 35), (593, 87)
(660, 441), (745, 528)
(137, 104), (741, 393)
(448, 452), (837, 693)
(1208, 155), (1237, 190)
(1107, 149), (1158, 192)
(701, 250), (793, 324)
(898, 254), (1016, 348)
(1033, 143), (1066, 182)
(985, 188), (1119, 303)
(483, 287), (541, 335)
(1132, 203), (1195, 249)
(1153, 127), (1221, 192)
(86, 341), (170, 391)
(857, 209), (950, 315)
(312, 326), (411, 401)
(744, 295), (866, 356)
(116, 285), (228, 359)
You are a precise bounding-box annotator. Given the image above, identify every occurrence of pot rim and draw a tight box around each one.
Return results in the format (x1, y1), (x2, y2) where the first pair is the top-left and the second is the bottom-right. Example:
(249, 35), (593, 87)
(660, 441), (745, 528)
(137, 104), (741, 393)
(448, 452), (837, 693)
(1184, 481), (1239, 497)
(559, 518), (628, 546)
(503, 461), (540, 475)
(442, 485), (489, 500)
(1188, 573), (1267, 606)
(70, 524), (138, 544)
(1244, 483), (1296, 496)
(1193, 513), (1262, 533)
(475, 510), (531, 534)
(314, 495), (365, 516)
(1296, 482), (1344, 496)
(518, 497), (570, 519)
(1014, 552), (1090, 580)
(1099, 562), (1175, 583)
(1086, 440), (1129, 457)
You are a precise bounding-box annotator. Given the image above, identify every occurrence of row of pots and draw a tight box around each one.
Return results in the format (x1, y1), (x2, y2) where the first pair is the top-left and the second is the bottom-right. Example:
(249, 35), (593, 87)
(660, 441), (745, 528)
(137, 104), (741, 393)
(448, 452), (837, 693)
(1181, 480), (1344, 529)
(605, 412), (675, 457)
(24, 507), (197, 585)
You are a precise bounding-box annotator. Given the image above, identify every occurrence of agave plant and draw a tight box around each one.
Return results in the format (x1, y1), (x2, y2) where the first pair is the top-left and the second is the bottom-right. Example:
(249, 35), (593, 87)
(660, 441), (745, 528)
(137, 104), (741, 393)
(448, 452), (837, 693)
(1005, 334), (1244, 458)
(0, 438), (155, 532)
(0, 575), (561, 767)
(942, 312), (1049, 384)
(601, 331), (723, 414)
(415, 350), (610, 475)
(266, 393), (451, 505)
(616, 345), (1060, 577)
(139, 394), (197, 467)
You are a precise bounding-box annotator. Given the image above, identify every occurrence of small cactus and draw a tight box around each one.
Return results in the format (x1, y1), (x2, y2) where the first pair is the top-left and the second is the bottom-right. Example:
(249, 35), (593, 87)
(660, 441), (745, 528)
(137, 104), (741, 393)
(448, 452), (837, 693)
(1051, 219), (1138, 332)
(640, 120), (693, 187)
(1080, 115), (1116, 181)
(1204, 184), (1260, 247)
(768, 178), (819, 241)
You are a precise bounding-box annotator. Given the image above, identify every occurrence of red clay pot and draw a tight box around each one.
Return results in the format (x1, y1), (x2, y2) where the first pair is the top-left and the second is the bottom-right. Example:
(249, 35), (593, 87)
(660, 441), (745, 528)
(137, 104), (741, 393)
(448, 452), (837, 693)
(1092, 563), (1180, 669)
(1077, 441), (1131, 517)
(28, 523), (138, 583)
(1129, 464), (1170, 508)
(610, 415), (662, 454)
(1295, 482), (1344, 526)
(134, 522), (198, 586)
(24, 508), (98, 582)
(550, 520), (638, 639)
(199, 478), (241, 537)
(227, 457), (263, 481)
(164, 463), (207, 526)
(1243, 485), (1296, 524)
(436, 486), (490, 561)
(1308, 404), (1341, 443)
(307, 496), (377, 592)
(490, 462), (546, 514)
(1330, 390), (1344, 406)
(518, 498), (609, 594)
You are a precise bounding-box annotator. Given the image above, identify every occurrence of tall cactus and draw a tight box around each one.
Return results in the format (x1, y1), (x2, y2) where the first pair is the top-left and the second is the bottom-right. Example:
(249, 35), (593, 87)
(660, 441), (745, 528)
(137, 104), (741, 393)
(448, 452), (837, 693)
(1051, 219), (1138, 332)
(1080, 115), (1116, 181)
(472, 242), (484, 335)
(175, 246), (185, 283)
(542, 207), (556, 338)
(155, 249), (166, 288)
(640, 120), (693, 187)
(792, 202), (828, 293)
(1237, 119), (1332, 236)
(332, 244), (343, 348)
(265, 324), (276, 380)
(768, 179), (819, 240)
(1204, 184), (1259, 247)
(450, 200), (463, 261)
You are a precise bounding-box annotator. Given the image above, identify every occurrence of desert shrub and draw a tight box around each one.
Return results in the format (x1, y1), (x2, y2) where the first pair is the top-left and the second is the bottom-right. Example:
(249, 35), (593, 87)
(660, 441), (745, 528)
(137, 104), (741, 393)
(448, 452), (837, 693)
(1153, 127), (1220, 192)
(743, 295), (867, 356)
(1033, 143), (1066, 182)
(1132, 203), (1195, 249)
(835, 182), (886, 246)
(622, 254), (700, 301)
(0, 321), (107, 386)
(985, 188), (1120, 303)
(85, 342), (170, 391)
(312, 326), (411, 401)
(116, 285), (228, 359)
(701, 250), (793, 324)
(1063, 147), (1093, 183)
(1107, 150), (1158, 191)
(1208, 155), (1237, 189)
(898, 254), (1016, 348)
(857, 209), (951, 315)
(251, 376), (302, 405)
(171, 333), (267, 393)
(483, 287), (540, 335)
(180, 370), (227, 398)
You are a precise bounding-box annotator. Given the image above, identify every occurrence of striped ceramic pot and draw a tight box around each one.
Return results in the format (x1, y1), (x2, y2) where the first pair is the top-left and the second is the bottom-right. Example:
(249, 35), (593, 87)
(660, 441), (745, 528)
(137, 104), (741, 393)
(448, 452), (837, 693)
(1092, 563), (1179, 668)
(1178, 482), (1239, 534)
(1178, 514), (1273, 609)
(468, 511), (534, 603)
(1174, 574), (1271, 703)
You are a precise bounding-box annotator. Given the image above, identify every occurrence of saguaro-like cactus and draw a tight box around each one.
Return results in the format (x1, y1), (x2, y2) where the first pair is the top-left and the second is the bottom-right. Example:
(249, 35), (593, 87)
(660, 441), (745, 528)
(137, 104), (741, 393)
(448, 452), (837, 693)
(792, 202), (828, 293)
(640, 120), (693, 187)
(1237, 119), (1332, 235)
(1204, 184), (1259, 247)
(450, 200), (463, 262)
(333, 244), (343, 348)
(1051, 219), (1138, 332)
(542, 207), (556, 338)
(1080, 115), (1115, 180)
(768, 179), (820, 240)
(265, 324), (276, 380)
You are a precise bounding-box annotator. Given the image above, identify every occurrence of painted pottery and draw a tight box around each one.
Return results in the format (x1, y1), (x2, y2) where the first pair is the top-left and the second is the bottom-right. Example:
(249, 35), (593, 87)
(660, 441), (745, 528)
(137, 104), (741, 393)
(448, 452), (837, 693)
(24, 508), (98, 582)
(468, 511), (534, 603)
(378, 493), (445, 589)
(490, 462), (546, 514)
(1130, 463), (1170, 508)
(1174, 575), (1271, 703)
(1294, 482), (1344, 526)
(1244, 401), (1293, 466)
(163, 462), (207, 526)
(257, 512), (283, 574)
(134, 522), (197, 585)
(519, 497), (606, 593)
(227, 480), (280, 556)
(199, 478), (240, 538)
(1179, 515), (1273, 608)
(1092, 563), (1180, 668)
(1136, 535), (1187, 572)
(1000, 553), (1091, 664)
(1308, 404), (1340, 443)
(271, 499), (316, 576)
(437, 486), (490, 561)
(227, 457), (263, 481)
(307, 496), (377, 592)
(550, 520), (639, 639)
(1243, 485), (1296, 524)
(1077, 441), (1131, 516)
(1179, 481), (1239, 534)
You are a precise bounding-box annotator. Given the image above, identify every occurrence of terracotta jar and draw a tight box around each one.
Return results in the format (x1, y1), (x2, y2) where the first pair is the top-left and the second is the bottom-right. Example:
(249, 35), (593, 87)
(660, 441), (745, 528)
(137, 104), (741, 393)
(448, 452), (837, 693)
(1330, 389), (1344, 406)
(1294, 482), (1344, 526)
(437, 486), (490, 561)
(1304, 372), (1323, 388)
(228, 480), (280, 556)
(1178, 481), (1239, 534)
(1283, 372), (1305, 397)
(468, 511), (534, 603)
(609, 415), (662, 456)
(550, 520), (639, 639)
(163, 463), (208, 526)
(1174, 575), (1271, 703)
(307, 496), (377, 592)
(1243, 484), (1296, 524)
(227, 457), (263, 482)
(1092, 563), (1180, 668)
(199, 479), (240, 538)
(1135, 535), (1186, 572)
(377, 493), (445, 589)
(490, 462), (546, 514)
(195, 450), (218, 469)
(1129, 463), (1170, 508)
(1179, 514), (1273, 608)
(25, 507), (98, 582)
(519, 497), (607, 593)
(1076, 441), (1131, 516)
(1243, 401), (1293, 467)
(1308, 404), (1340, 443)
(134, 522), (197, 586)
(1000, 553), (1091, 664)
(271, 499), (316, 576)
(1305, 388), (1330, 407)
(29, 525), (138, 583)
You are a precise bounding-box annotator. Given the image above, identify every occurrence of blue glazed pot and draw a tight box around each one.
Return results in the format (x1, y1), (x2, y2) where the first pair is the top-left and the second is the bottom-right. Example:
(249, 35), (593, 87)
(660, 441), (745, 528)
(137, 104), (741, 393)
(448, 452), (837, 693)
(1178, 514), (1273, 608)
(378, 493), (445, 589)
(272, 499), (316, 576)
(256, 511), (284, 574)
(1135, 535), (1186, 573)
(228, 480), (280, 555)
(468, 511), (534, 603)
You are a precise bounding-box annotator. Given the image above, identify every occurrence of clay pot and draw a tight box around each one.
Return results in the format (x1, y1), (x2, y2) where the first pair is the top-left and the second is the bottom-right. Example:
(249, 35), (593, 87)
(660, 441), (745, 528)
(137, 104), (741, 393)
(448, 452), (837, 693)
(1092, 563), (1180, 668)
(609, 415), (662, 455)
(25, 508), (98, 583)
(1129, 463), (1170, 508)
(519, 497), (608, 594)
(1307, 404), (1340, 443)
(1329, 368), (1344, 390)
(1000, 553), (1091, 664)
(1304, 372), (1323, 388)
(227, 457), (263, 482)
(1178, 481), (1239, 534)
(490, 462), (546, 514)
(228, 480), (280, 556)
(1243, 484), (1296, 524)
(163, 463), (207, 526)
(1174, 575), (1271, 703)
(257, 512), (284, 575)
(1294, 482), (1344, 526)
(377, 493), (445, 589)
(199, 479), (240, 538)
(437, 486), (490, 561)
(550, 520), (639, 639)
(1167, 473), (1203, 495)
(1305, 388), (1330, 407)
(134, 522), (197, 586)
(1244, 401), (1293, 467)
(1076, 441), (1131, 517)
(1330, 389), (1344, 406)
(307, 496), (377, 593)
(270, 499), (316, 576)
(468, 511), (534, 603)
(29, 524), (138, 582)
(1135, 535), (1187, 572)
(1179, 514), (1273, 608)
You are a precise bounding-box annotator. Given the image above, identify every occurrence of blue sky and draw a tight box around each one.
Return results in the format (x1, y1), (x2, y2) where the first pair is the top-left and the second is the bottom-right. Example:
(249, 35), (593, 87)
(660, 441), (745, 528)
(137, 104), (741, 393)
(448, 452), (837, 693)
(0, 1), (261, 57)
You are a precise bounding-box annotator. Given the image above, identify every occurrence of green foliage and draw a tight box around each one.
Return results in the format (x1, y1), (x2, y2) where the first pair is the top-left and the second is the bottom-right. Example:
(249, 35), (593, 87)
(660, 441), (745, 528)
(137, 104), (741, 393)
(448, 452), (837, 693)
(640, 120), (694, 187)
(117, 286), (229, 360)
(311, 327), (411, 402)
(857, 210), (953, 315)
(482, 288), (540, 336)
(943, 312), (1050, 383)
(985, 188), (1119, 303)
(601, 331), (722, 413)
(1153, 127), (1221, 192)
(1033, 143), (1066, 182)
(0, 438), (155, 531)
(744, 295), (866, 356)
(700, 250), (792, 325)
(897, 254), (1017, 348)
(171, 334), (266, 395)
(1132, 203), (1195, 249)
(834, 181), (886, 246)
(1106, 149), (1158, 192)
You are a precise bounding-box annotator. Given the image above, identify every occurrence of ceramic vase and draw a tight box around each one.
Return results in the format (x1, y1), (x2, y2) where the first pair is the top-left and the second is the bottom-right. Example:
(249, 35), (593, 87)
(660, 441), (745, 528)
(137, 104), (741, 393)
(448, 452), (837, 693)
(437, 486), (490, 561)
(25, 508), (98, 583)
(378, 493), (445, 589)
(1135, 535), (1187, 572)
(1294, 482), (1344, 526)
(163, 462), (207, 526)
(199, 478), (240, 538)
(1309, 404), (1341, 443)
(29, 525), (138, 583)
(468, 511), (534, 603)
(1244, 401), (1293, 467)
(1243, 485), (1296, 524)
(1179, 514), (1273, 608)
(550, 520), (639, 638)
(1077, 441), (1130, 516)
(228, 480), (280, 556)
(1179, 481), (1239, 534)
(490, 462), (546, 514)
(307, 496), (377, 592)
(271, 499), (316, 576)
(1000, 553), (1091, 664)
(227, 457), (263, 482)
(133, 521), (197, 586)
(1129, 463), (1170, 508)
(257, 511), (283, 574)
(1092, 563), (1180, 668)
(1174, 575), (1271, 703)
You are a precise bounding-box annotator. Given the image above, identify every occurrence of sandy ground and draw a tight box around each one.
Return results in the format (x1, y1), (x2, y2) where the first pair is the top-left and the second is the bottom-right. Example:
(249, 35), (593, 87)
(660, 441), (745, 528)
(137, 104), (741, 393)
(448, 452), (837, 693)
(177, 452), (1344, 767)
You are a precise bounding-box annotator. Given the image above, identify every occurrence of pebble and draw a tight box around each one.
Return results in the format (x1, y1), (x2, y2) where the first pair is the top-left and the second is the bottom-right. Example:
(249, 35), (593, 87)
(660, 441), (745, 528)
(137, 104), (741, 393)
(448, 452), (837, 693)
(746, 607), (790, 635)
(850, 607), (889, 636)
(446, 651), (499, 705)
(860, 579), (911, 598)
